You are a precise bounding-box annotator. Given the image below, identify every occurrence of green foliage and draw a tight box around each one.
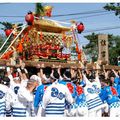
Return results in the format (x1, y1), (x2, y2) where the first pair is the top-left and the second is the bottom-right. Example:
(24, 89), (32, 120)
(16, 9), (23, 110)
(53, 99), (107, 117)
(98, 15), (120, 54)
(83, 33), (98, 61)
(104, 3), (120, 17)
(109, 35), (120, 65)
(0, 33), (13, 54)
(35, 3), (44, 17)
(0, 22), (23, 31)
(0, 22), (13, 30)
(0, 22), (23, 54)
(83, 33), (120, 65)
(0, 34), (6, 52)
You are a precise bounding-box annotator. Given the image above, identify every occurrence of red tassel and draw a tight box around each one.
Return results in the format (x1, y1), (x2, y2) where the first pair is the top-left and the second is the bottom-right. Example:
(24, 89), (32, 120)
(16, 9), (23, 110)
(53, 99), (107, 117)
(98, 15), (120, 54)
(76, 44), (82, 61)
(76, 44), (79, 52)
(40, 31), (43, 40)
(17, 42), (23, 53)
(26, 35), (29, 43)
(62, 33), (66, 41)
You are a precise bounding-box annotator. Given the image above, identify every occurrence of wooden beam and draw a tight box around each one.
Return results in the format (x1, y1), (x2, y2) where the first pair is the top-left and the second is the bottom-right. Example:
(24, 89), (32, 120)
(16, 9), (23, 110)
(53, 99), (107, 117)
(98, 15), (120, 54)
(0, 59), (120, 70)
(104, 65), (120, 70)
(24, 60), (82, 68)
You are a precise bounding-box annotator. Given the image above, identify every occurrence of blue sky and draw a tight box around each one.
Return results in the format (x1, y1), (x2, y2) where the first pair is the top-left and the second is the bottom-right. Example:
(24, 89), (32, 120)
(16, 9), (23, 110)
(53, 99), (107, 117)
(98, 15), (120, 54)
(0, 3), (120, 46)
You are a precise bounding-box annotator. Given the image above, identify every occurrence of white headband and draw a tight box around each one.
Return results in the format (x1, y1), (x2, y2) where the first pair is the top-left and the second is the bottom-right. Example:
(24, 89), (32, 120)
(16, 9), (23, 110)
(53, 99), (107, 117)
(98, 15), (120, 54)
(13, 77), (20, 81)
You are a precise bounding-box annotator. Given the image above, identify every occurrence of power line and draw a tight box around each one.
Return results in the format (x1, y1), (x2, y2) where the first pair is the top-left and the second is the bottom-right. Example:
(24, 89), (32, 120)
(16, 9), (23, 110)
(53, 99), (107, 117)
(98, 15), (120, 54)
(0, 9), (108, 18)
(0, 12), (114, 25)
(52, 9), (108, 17)
(1, 21), (120, 34)
(83, 25), (120, 34)
(1, 16), (120, 34)
(59, 12), (114, 21)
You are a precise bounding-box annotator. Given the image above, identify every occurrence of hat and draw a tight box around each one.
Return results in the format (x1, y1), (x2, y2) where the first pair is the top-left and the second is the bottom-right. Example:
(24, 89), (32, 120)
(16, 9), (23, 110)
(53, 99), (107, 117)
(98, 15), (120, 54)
(63, 70), (71, 80)
(89, 79), (95, 82)
(30, 75), (41, 82)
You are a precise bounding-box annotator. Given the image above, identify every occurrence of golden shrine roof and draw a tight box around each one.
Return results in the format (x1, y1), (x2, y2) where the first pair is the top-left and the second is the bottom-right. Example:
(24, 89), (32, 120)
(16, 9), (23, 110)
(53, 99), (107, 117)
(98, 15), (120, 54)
(31, 19), (71, 33)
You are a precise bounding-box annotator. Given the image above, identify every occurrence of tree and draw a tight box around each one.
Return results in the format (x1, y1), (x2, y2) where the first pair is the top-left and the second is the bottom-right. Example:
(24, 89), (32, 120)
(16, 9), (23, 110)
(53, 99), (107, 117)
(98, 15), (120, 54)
(0, 22), (23, 31)
(109, 35), (120, 65)
(103, 3), (120, 65)
(0, 22), (23, 54)
(0, 22), (13, 30)
(0, 34), (6, 55)
(0, 34), (5, 44)
(83, 33), (98, 62)
(83, 33), (120, 65)
(104, 3), (120, 17)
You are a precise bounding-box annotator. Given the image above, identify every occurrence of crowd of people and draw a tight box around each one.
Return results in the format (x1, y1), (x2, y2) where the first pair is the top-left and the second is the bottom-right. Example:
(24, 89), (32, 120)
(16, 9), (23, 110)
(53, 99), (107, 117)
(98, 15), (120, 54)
(0, 60), (120, 117)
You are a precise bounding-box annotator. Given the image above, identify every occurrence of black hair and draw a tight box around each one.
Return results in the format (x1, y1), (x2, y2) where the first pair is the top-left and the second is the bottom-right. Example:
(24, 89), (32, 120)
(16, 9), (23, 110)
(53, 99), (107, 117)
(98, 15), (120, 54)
(45, 73), (50, 79)
(109, 70), (115, 78)
(53, 70), (59, 80)
(99, 75), (105, 81)
(1, 77), (10, 86)
(64, 70), (71, 79)
(36, 68), (40, 73)
(21, 69), (26, 74)
(71, 76), (78, 85)
(13, 68), (18, 74)
(0, 76), (3, 84)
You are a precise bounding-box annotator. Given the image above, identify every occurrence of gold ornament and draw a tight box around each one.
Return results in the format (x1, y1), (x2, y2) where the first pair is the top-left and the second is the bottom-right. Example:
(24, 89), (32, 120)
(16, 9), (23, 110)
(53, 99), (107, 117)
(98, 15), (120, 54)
(44, 5), (53, 10)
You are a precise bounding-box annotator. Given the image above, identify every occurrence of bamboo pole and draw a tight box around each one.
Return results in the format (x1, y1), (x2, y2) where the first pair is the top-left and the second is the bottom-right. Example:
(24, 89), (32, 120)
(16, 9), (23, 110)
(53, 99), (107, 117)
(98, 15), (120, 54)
(0, 24), (27, 59)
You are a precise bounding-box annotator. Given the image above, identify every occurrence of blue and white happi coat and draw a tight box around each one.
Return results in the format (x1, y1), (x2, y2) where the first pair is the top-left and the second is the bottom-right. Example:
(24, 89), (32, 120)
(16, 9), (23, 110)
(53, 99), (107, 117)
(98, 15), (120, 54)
(42, 81), (73, 117)
(83, 74), (105, 112)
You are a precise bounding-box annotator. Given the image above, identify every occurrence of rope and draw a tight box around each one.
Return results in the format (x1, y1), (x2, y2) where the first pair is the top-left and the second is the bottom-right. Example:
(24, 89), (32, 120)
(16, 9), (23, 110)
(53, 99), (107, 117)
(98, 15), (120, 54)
(0, 24), (27, 59)
(0, 24), (26, 52)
